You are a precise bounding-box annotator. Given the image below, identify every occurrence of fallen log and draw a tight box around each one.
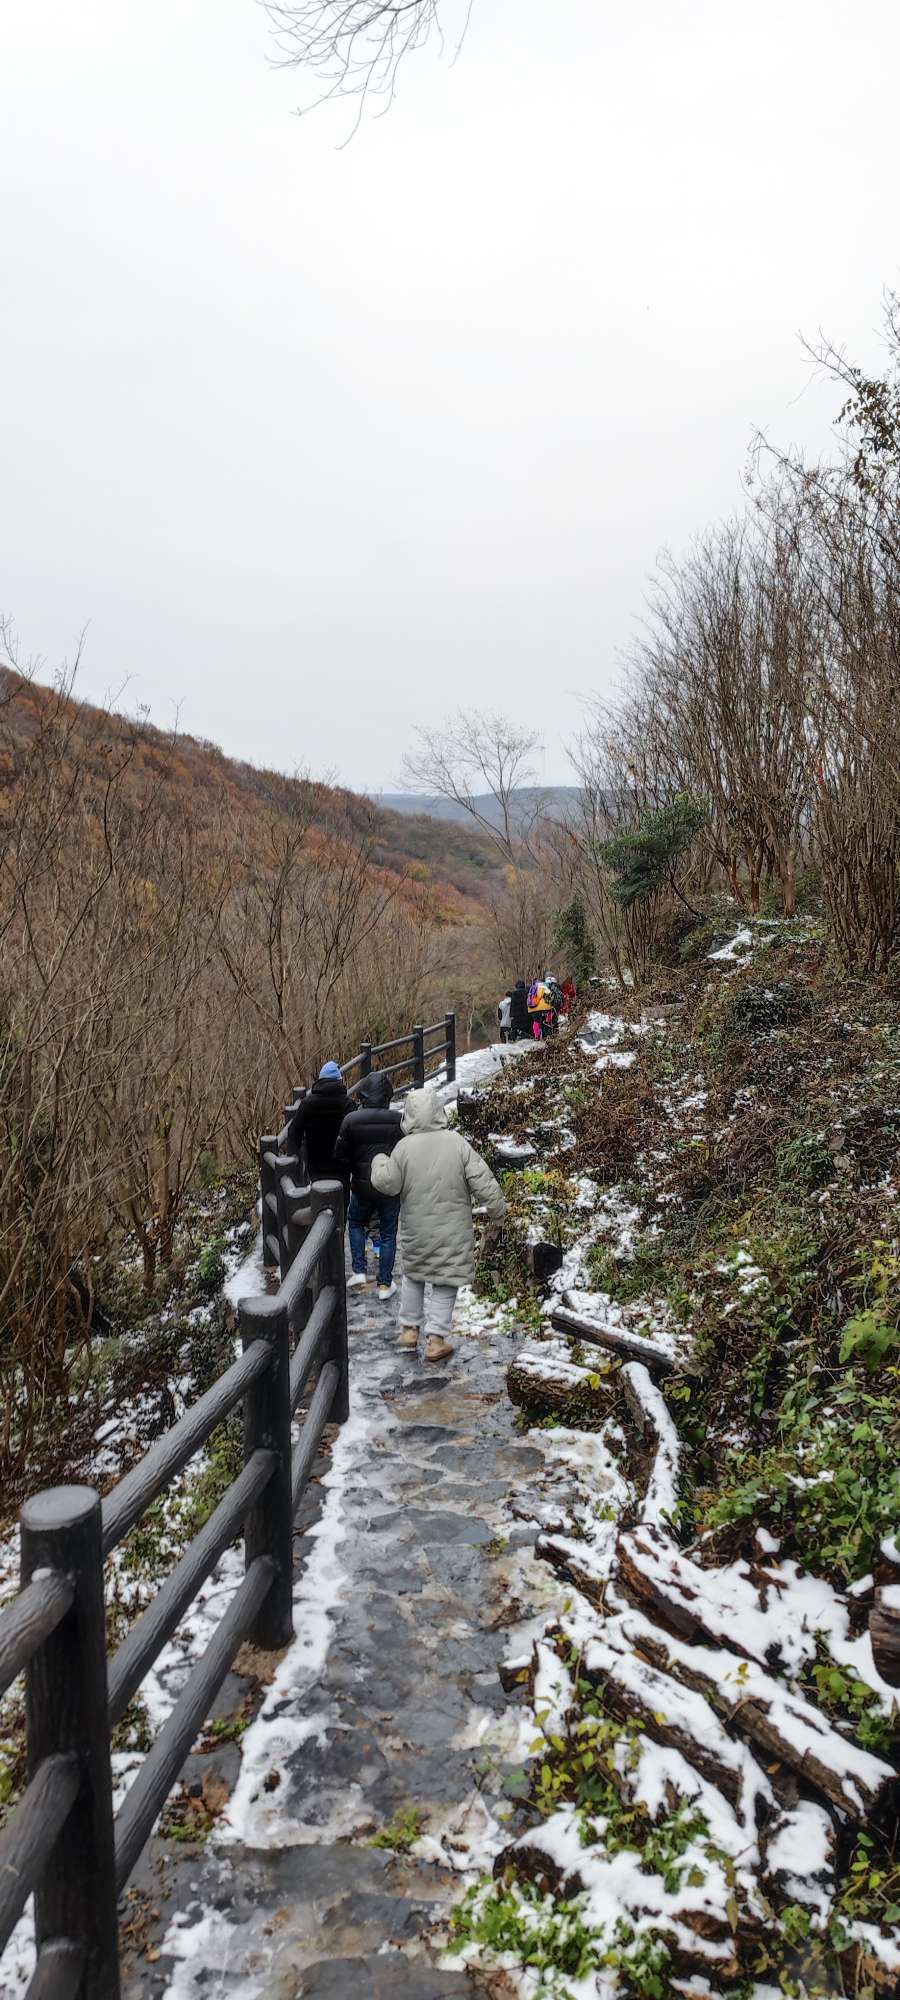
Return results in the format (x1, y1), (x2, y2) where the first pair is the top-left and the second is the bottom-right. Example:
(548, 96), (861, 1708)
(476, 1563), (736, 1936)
(494, 1821), (748, 1982)
(550, 1301), (675, 1375)
(572, 1626), (770, 1816)
(498, 1651), (532, 1694)
(507, 1343), (615, 1424)
(623, 1616), (898, 1826)
(870, 1537), (900, 1689)
(617, 1525), (792, 1669)
(537, 1533), (614, 1612)
(620, 1361), (680, 1527)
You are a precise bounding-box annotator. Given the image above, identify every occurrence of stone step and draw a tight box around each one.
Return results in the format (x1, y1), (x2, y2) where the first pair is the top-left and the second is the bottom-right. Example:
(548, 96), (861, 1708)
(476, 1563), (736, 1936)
(296, 1955), (480, 1997)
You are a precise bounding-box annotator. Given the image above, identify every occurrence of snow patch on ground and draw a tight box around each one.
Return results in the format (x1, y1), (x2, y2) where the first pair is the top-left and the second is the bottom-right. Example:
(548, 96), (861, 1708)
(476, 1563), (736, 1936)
(442, 1039), (533, 1105)
(223, 1230), (266, 1308)
(221, 1386), (374, 1848)
(708, 926), (753, 962)
(160, 1904), (269, 2000)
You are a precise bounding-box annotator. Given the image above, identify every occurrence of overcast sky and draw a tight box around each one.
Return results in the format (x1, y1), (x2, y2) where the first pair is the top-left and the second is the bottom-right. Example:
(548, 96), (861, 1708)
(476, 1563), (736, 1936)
(3, 0), (898, 790)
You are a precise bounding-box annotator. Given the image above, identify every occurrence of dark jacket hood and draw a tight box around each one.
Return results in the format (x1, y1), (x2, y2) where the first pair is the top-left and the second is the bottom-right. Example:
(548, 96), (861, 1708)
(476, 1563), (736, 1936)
(357, 1071), (393, 1109)
(311, 1074), (348, 1099)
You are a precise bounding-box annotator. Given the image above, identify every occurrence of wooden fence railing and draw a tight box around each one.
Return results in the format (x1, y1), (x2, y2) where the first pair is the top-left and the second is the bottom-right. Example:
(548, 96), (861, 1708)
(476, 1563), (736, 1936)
(260, 1013), (456, 1278)
(0, 1011), (456, 1997)
(0, 1182), (348, 1999)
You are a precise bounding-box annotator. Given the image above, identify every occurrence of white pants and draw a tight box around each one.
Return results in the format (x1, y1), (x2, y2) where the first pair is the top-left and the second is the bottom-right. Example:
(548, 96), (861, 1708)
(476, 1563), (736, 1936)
(400, 1276), (458, 1337)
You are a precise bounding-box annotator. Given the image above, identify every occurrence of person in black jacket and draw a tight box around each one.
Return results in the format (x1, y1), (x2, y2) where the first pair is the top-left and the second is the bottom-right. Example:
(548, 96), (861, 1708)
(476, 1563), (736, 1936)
(509, 979), (531, 1041)
(334, 1070), (403, 1298)
(287, 1062), (351, 1190)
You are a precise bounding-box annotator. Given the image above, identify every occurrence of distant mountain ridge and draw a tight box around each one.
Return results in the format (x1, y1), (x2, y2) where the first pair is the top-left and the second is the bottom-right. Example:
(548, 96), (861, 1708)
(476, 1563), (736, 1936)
(369, 786), (581, 830)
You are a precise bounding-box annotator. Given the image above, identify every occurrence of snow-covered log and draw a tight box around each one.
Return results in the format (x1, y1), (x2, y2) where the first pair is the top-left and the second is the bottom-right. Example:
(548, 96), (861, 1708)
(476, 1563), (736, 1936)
(550, 1302), (674, 1374)
(870, 1537), (900, 1689)
(620, 1362), (680, 1527)
(493, 1816), (751, 1982)
(507, 1342), (614, 1422)
(537, 1533), (614, 1612)
(630, 1623), (898, 1825)
(498, 1650), (532, 1694)
(617, 1525), (794, 1668)
(574, 1628), (770, 1814)
(760, 1802), (836, 1913)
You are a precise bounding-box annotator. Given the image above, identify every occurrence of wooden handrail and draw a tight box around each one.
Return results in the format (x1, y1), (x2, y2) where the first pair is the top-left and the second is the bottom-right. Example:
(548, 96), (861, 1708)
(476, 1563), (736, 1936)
(0, 1178), (350, 1996)
(0, 1012), (454, 1992)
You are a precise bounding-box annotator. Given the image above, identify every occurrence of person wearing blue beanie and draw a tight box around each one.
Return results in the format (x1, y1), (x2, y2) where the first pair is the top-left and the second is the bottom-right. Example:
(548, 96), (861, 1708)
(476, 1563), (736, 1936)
(287, 1061), (351, 1191)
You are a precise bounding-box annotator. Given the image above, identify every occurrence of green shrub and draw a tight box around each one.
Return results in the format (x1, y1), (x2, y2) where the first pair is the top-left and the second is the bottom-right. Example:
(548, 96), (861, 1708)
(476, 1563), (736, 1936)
(724, 977), (813, 1035)
(677, 917), (729, 962)
(699, 1366), (900, 1580)
(774, 1130), (833, 1193)
(194, 1236), (228, 1296)
(839, 1307), (899, 1372)
(370, 1805), (424, 1851)
(175, 1415), (243, 1538)
(586, 1233), (670, 1305)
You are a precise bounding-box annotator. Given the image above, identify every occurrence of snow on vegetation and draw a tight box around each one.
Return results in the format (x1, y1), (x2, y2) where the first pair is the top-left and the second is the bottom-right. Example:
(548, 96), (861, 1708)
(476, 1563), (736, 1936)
(0, 1213), (261, 1997)
(707, 926), (754, 963)
(444, 957), (900, 1998)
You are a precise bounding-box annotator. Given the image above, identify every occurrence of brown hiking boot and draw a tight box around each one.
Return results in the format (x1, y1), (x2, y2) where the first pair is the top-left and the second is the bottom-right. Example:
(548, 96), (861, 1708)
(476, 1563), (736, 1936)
(397, 1325), (420, 1349)
(424, 1335), (455, 1363)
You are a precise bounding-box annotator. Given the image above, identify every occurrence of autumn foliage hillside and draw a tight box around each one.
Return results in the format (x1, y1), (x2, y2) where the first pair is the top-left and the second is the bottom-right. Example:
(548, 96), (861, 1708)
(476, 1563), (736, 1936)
(0, 668), (502, 922)
(0, 665), (497, 1479)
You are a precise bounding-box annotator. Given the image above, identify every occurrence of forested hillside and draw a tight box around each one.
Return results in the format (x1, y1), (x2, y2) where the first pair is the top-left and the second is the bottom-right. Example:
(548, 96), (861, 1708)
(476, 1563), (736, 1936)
(0, 655), (500, 1485)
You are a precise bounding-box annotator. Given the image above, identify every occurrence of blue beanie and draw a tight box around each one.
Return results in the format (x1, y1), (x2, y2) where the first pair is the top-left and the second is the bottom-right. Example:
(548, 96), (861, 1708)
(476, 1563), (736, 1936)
(319, 1060), (343, 1081)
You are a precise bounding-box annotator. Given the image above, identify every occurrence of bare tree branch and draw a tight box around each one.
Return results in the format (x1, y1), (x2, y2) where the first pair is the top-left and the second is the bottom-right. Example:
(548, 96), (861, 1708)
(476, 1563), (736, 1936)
(262, 0), (469, 122)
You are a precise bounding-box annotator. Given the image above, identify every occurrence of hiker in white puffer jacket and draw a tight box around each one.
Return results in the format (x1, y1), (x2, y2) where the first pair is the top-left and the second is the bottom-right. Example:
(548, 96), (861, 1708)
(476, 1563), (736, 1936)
(371, 1088), (506, 1363)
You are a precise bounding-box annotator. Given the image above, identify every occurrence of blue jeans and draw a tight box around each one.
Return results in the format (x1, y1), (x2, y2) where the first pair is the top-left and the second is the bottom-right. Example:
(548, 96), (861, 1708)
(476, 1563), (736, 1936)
(348, 1190), (400, 1285)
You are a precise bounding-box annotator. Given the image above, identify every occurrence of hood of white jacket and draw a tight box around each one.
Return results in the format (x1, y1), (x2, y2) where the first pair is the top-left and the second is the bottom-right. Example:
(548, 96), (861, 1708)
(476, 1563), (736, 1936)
(401, 1088), (448, 1136)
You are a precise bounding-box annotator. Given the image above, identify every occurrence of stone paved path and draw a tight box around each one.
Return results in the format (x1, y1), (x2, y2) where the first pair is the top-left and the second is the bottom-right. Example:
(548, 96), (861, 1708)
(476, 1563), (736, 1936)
(125, 1272), (561, 1999)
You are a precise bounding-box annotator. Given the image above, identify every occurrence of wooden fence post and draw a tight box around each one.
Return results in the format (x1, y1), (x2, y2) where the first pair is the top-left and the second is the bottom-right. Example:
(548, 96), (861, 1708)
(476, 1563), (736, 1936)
(20, 1486), (120, 2000)
(359, 1042), (372, 1079)
(283, 1185), (311, 1283)
(240, 1297), (294, 1649)
(291, 1088), (308, 1181)
(275, 1152), (300, 1282)
(259, 1136), (279, 1268)
(444, 1011), (456, 1083)
(310, 1182), (349, 1425)
(412, 1025), (425, 1089)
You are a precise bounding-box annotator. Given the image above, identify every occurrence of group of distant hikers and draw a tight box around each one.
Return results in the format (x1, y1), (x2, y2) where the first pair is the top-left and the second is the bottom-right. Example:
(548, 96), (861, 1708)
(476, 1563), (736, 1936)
(283, 973), (577, 1364)
(286, 1062), (505, 1366)
(497, 972), (576, 1042)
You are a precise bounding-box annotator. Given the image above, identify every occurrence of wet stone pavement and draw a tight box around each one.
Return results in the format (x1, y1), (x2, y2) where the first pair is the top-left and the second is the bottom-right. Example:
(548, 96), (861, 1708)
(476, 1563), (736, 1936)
(123, 1274), (560, 1999)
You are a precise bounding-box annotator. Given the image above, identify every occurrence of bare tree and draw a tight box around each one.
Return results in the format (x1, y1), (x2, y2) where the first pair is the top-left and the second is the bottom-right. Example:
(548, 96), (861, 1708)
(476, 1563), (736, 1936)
(402, 710), (545, 864)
